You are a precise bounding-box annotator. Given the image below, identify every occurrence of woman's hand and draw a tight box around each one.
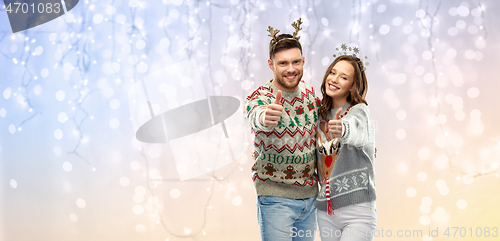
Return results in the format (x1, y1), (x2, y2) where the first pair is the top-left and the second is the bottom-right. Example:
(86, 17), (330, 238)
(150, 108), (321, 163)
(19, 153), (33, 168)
(328, 107), (344, 138)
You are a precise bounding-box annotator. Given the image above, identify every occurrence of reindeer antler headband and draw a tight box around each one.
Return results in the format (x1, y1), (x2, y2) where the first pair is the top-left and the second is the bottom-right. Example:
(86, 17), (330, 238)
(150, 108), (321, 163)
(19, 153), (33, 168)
(268, 18), (303, 48)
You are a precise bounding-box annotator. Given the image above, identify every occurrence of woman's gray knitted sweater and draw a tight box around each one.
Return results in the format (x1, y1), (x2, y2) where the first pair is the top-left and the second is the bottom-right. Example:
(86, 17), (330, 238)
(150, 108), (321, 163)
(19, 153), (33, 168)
(315, 102), (377, 211)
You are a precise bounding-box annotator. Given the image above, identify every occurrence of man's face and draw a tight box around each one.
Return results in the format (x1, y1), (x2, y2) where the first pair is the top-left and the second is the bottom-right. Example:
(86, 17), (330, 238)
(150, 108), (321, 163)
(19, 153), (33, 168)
(268, 48), (304, 92)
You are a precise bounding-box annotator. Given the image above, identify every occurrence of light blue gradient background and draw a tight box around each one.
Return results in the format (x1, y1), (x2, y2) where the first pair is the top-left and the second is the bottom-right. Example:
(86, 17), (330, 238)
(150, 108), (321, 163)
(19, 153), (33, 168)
(1, 0), (499, 240)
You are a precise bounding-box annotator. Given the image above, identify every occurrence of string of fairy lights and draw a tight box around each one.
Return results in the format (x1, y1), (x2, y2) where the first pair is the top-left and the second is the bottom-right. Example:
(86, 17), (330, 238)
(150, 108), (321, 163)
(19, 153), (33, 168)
(417, 0), (496, 178)
(129, 0), (255, 237)
(56, 1), (95, 167)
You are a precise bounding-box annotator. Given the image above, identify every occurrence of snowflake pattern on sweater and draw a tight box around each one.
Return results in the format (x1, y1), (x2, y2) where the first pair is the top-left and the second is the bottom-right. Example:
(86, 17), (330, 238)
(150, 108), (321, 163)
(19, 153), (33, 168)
(318, 167), (370, 200)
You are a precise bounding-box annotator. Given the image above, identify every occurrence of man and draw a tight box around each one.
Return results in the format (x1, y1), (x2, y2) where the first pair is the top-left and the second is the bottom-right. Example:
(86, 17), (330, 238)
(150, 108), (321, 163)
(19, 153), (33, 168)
(244, 18), (321, 241)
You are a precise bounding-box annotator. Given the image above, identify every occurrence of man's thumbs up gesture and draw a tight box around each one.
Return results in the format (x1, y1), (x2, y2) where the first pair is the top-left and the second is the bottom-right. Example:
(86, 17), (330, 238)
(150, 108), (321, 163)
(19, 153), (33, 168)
(328, 107), (344, 138)
(263, 90), (284, 127)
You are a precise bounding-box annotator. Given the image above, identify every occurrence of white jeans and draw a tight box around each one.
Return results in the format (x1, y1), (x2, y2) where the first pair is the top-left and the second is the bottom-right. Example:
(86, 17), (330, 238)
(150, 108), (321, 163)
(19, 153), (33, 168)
(317, 201), (377, 241)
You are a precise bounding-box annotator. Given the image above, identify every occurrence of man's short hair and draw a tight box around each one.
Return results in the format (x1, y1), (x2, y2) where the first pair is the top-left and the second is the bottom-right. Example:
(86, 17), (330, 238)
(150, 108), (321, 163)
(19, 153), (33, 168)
(269, 34), (303, 60)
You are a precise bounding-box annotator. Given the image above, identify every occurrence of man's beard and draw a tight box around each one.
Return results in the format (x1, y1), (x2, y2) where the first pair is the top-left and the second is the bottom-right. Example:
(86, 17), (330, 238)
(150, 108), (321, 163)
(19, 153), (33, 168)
(275, 72), (302, 90)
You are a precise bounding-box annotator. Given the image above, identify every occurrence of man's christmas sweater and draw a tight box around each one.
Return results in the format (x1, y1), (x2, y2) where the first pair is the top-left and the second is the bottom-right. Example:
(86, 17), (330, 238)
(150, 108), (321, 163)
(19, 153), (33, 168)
(244, 79), (320, 199)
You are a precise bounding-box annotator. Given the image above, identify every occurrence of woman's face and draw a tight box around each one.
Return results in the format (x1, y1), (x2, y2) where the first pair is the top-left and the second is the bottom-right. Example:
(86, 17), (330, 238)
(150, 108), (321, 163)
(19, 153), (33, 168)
(324, 60), (355, 105)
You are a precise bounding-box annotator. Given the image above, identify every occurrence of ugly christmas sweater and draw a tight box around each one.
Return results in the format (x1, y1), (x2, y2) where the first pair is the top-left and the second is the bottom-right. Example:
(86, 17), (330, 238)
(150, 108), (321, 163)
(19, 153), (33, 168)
(315, 102), (377, 211)
(244, 79), (320, 199)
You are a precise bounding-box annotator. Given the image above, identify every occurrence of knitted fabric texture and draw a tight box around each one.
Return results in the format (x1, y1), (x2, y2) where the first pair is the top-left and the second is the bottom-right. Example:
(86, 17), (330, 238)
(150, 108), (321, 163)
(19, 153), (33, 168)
(315, 103), (377, 211)
(316, 119), (343, 215)
(244, 79), (320, 199)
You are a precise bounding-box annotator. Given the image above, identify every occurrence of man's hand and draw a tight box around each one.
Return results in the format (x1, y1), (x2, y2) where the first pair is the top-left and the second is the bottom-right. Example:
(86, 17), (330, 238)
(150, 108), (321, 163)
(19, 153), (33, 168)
(328, 107), (343, 138)
(263, 90), (284, 127)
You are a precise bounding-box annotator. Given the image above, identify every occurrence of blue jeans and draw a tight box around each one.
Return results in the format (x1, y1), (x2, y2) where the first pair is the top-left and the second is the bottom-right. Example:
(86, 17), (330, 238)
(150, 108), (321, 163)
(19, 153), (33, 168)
(317, 201), (377, 241)
(257, 195), (317, 241)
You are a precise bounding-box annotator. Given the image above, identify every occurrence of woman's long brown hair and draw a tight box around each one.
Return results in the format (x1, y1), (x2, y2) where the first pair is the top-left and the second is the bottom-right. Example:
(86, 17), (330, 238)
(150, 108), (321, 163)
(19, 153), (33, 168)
(318, 55), (368, 120)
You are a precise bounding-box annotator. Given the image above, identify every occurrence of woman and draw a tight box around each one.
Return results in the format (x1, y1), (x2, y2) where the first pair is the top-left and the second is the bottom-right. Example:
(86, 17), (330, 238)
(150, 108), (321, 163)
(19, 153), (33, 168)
(315, 54), (377, 241)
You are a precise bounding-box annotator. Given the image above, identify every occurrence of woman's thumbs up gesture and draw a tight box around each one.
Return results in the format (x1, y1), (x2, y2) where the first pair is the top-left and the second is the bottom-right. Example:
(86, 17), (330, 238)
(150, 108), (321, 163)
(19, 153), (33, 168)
(328, 107), (344, 138)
